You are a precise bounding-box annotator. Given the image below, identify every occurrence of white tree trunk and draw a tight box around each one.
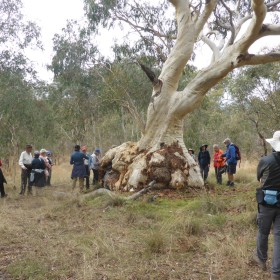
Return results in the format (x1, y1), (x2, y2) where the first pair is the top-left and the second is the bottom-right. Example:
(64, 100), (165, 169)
(100, 0), (280, 192)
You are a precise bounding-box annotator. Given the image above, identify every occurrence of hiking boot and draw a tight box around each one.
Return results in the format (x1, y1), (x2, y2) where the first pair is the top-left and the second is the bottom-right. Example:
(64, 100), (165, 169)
(229, 181), (235, 187)
(251, 251), (267, 271)
(272, 274), (280, 280)
(226, 181), (230, 186)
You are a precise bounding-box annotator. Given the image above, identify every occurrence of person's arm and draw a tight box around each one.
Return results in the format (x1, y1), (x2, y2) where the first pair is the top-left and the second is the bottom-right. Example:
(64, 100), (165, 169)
(18, 152), (26, 169)
(257, 159), (266, 182)
(70, 154), (74, 165)
(207, 151), (211, 165)
(227, 145), (235, 163)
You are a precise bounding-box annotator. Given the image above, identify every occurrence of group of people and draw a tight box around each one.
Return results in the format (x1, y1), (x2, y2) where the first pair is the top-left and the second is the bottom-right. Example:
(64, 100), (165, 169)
(18, 144), (54, 195)
(188, 137), (239, 187)
(70, 145), (101, 192)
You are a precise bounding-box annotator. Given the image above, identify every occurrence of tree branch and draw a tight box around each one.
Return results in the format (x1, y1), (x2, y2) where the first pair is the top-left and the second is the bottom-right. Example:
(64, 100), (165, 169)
(200, 35), (220, 61)
(236, 51), (280, 66)
(195, 0), (217, 38)
(160, 0), (194, 90)
(138, 62), (158, 85)
(235, 0), (267, 53)
(256, 23), (280, 39)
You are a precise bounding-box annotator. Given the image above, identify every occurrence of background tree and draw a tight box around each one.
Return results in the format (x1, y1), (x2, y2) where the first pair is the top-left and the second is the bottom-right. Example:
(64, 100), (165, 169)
(228, 62), (280, 156)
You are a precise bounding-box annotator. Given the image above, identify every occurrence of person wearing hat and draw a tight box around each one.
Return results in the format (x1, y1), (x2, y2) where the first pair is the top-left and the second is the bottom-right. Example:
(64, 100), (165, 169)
(81, 146), (91, 190)
(46, 151), (54, 186)
(18, 144), (33, 195)
(90, 148), (101, 186)
(253, 131), (280, 280)
(188, 148), (196, 161)
(70, 145), (89, 192)
(40, 149), (51, 180)
(221, 138), (237, 187)
(30, 151), (46, 190)
(198, 144), (211, 182)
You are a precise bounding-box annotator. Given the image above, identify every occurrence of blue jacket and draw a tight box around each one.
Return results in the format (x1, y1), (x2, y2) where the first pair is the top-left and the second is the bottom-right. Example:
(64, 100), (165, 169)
(222, 144), (237, 165)
(70, 151), (89, 178)
(70, 151), (88, 166)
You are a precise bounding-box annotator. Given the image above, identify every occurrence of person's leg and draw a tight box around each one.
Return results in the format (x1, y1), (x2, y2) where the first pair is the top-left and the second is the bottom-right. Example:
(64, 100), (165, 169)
(72, 178), (77, 190)
(204, 165), (209, 181)
(218, 167), (223, 184)
(46, 169), (52, 186)
(78, 177), (84, 192)
(272, 208), (280, 276)
(27, 170), (32, 195)
(199, 165), (204, 179)
(93, 169), (99, 185)
(227, 164), (236, 186)
(0, 183), (5, 197)
(20, 169), (27, 195)
(85, 166), (90, 189)
(214, 167), (218, 183)
(256, 205), (275, 263)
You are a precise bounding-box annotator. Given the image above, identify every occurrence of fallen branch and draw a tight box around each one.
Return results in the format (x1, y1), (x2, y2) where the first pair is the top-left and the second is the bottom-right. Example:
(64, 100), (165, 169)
(52, 180), (157, 203)
(127, 180), (156, 200)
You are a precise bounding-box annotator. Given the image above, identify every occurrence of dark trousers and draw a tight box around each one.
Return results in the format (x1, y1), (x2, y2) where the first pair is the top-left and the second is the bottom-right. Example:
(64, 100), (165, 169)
(92, 169), (99, 185)
(214, 167), (222, 184)
(84, 166), (90, 189)
(257, 205), (280, 276)
(200, 165), (209, 181)
(0, 183), (5, 197)
(20, 169), (32, 194)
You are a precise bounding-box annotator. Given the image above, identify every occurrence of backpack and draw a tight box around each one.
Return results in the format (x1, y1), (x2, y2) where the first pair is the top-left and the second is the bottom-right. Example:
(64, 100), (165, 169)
(231, 144), (241, 161)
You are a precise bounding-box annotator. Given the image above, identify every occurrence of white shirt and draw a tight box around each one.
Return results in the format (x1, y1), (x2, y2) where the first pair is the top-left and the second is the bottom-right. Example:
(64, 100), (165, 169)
(18, 151), (33, 169)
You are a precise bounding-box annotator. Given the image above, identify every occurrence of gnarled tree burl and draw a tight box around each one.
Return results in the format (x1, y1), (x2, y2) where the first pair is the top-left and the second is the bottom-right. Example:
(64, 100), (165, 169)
(100, 0), (280, 191)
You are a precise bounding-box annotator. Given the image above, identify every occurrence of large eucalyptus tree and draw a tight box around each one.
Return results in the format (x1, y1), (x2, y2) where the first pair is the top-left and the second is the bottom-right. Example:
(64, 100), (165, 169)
(85, 0), (280, 191)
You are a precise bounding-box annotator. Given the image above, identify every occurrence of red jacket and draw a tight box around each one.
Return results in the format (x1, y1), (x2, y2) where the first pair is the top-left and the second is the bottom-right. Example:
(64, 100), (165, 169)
(213, 149), (226, 168)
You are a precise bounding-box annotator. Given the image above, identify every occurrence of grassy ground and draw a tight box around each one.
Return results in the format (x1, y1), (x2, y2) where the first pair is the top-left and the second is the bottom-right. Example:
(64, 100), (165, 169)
(0, 162), (273, 280)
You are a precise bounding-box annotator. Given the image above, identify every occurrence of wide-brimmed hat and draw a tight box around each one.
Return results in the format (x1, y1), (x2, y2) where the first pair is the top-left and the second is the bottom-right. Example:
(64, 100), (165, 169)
(188, 148), (194, 152)
(266, 131), (280, 152)
(200, 144), (208, 149)
(40, 149), (47, 154)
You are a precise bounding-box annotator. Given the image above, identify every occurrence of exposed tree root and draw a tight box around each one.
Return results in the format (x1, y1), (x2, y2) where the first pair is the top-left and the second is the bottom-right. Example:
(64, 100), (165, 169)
(100, 142), (204, 192)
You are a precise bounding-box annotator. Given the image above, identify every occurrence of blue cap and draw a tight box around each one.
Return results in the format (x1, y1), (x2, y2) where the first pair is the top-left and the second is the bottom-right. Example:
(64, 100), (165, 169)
(95, 148), (101, 153)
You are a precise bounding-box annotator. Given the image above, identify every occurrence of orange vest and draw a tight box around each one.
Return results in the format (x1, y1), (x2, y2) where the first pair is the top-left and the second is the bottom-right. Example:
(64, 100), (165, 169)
(213, 149), (225, 168)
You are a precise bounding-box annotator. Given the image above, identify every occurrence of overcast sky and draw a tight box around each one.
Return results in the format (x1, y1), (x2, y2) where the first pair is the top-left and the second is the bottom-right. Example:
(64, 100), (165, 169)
(22, 0), (279, 82)
(22, 0), (85, 81)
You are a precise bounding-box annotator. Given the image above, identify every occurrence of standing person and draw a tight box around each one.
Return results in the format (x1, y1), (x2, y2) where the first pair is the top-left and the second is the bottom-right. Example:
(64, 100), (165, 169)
(81, 146), (90, 190)
(30, 151), (46, 191)
(213, 144), (226, 185)
(0, 160), (7, 198)
(221, 138), (237, 187)
(198, 144), (211, 182)
(188, 148), (196, 161)
(70, 145), (88, 192)
(253, 131), (280, 280)
(46, 151), (54, 186)
(18, 144), (33, 195)
(90, 148), (101, 186)
(39, 149), (51, 181)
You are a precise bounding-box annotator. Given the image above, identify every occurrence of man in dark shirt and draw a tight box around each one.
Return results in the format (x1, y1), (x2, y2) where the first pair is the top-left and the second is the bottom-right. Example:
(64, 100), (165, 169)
(253, 131), (280, 280)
